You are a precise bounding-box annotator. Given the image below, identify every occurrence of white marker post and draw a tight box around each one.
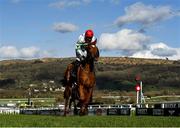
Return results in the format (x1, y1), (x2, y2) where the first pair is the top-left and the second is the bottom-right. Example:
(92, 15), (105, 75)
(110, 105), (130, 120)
(136, 85), (140, 104)
(140, 81), (142, 104)
(136, 90), (139, 104)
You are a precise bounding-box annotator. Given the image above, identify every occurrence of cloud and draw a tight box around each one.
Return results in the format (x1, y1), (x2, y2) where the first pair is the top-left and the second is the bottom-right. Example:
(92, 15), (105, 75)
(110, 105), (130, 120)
(114, 2), (174, 27)
(0, 46), (19, 58)
(150, 43), (177, 57)
(49, 0), (91, 9)
(98, 29), (150, 51)
(0, 46), (54, 59)
(53, 22), (78, 33)
(20, 47), (40, 58)
(99, 29), (180, 60)
(131, 43), (180, 60)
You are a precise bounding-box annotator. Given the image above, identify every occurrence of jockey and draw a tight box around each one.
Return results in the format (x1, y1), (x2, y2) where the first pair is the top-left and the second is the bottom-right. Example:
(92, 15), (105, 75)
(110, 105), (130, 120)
(72, 29), (97, 78)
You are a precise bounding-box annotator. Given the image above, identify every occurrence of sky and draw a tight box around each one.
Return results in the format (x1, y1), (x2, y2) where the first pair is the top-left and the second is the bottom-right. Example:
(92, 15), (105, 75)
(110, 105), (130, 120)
(0, 0), (180, 60)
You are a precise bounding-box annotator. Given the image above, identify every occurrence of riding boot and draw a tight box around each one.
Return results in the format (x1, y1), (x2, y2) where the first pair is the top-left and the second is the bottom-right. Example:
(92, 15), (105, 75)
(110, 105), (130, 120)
(72, 60), (80, 79)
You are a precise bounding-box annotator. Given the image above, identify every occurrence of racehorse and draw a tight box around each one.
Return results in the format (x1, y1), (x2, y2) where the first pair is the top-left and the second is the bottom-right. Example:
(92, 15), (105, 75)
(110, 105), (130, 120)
(62, 43), (99, 116)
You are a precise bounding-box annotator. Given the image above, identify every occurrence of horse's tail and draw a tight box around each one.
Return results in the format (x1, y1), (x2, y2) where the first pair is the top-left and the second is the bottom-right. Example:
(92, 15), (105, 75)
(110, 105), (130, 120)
(61, 63), (72, 87)
(62, 63), (74, 99)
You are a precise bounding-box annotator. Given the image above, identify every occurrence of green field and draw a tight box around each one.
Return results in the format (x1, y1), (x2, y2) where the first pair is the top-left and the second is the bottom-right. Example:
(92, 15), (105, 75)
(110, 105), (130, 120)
(0, 115), (180, 127)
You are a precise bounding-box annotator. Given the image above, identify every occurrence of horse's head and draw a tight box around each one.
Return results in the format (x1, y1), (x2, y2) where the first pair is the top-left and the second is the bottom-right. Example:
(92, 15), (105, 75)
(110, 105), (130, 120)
(86, 43), (99, 61)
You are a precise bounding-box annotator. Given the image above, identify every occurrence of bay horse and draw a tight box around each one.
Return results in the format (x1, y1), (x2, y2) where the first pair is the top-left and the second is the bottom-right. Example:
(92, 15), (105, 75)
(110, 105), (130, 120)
(62, 43), (99, 116)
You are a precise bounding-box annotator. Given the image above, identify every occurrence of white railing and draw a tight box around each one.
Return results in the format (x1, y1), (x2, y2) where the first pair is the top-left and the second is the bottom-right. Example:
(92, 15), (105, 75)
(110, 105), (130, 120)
(0, 107), (20, 114)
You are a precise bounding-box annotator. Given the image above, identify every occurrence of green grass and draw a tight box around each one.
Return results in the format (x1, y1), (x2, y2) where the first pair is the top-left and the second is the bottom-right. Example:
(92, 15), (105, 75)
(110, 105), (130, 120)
(0, 114), (180, 127)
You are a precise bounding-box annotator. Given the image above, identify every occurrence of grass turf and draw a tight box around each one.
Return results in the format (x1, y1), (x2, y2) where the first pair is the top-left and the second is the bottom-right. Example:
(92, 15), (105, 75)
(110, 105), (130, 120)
(0, 114), (180, 127)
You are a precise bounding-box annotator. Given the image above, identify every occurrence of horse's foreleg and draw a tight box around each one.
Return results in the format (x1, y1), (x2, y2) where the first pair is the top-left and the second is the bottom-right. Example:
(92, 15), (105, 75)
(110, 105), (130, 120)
(79, 84), (86, 116)
(79, 84), (85, 101)
(79, 87), (93, 116)
(84, 88), (93, 115)
(84, 88), (93, 105)
(73, 100), (78, 115)
(69, 98), (73, 110)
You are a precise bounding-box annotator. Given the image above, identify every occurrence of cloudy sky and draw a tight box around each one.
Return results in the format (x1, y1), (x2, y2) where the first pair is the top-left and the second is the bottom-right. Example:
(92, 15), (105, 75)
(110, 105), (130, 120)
(0, 0), (180, 60)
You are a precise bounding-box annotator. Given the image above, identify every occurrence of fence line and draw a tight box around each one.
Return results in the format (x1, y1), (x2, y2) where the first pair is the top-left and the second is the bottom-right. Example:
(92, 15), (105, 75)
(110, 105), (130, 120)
(1, 102), (180, 116)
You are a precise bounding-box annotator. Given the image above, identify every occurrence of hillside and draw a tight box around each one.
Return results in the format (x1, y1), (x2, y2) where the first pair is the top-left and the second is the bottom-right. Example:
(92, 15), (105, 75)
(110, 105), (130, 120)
(0, 57), (180, 97)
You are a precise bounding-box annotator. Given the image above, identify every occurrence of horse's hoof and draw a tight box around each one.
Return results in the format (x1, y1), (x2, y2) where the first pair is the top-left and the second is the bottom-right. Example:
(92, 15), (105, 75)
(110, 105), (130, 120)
(79, 111), (85, 116)
(79, 113), (84, 116)
(74, 110), (78, 115)
(85, 110), (88, 115)
(63, 112), (67, 116)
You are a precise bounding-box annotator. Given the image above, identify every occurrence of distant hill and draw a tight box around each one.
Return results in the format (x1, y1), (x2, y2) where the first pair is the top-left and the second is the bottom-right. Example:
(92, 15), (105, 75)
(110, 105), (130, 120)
(0, 57), (180, 94)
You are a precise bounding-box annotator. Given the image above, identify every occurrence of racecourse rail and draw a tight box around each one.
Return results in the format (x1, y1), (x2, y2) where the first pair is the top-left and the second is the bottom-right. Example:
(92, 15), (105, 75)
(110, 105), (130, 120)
(0, 102), (180, 116)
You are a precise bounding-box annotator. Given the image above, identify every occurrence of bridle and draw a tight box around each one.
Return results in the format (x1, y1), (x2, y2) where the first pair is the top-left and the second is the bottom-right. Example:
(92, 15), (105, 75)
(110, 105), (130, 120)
(86, 44), (99, 61)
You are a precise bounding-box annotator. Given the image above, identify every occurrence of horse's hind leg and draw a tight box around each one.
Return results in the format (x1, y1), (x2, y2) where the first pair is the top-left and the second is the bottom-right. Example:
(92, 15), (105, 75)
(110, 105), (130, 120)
(64, 98), (69, 116)
(63, 86), (71, 116)
(69, 98), (73, 110)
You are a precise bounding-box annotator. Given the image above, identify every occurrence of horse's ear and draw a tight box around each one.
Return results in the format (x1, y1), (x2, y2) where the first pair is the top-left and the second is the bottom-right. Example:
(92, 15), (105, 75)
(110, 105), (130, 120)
(90, 39), (97, 45)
